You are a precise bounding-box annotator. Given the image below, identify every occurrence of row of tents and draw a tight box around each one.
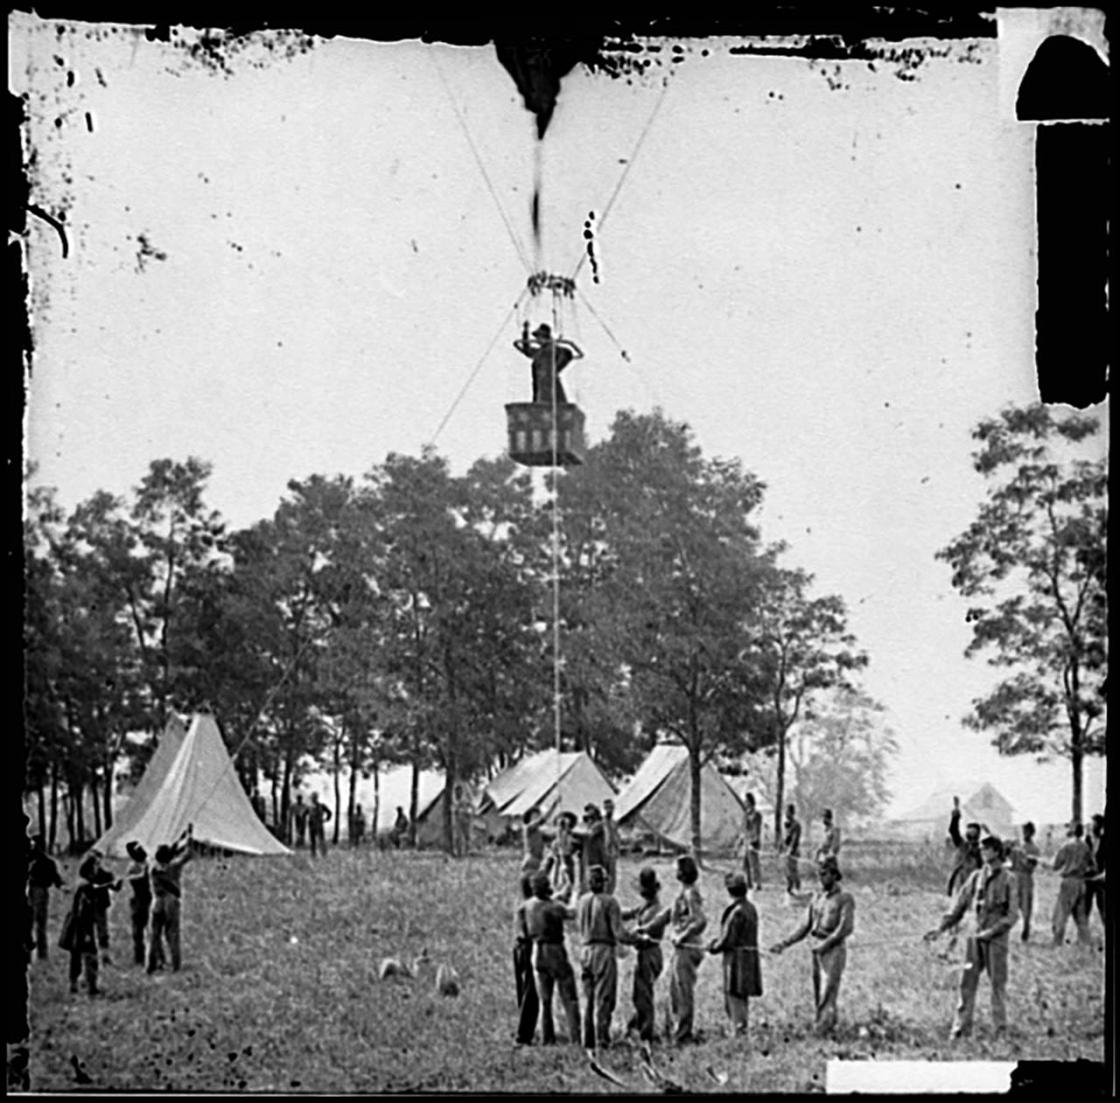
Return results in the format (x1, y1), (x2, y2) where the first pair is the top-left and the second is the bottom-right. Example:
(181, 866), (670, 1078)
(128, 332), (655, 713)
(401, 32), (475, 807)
(92, 712), (755, 859)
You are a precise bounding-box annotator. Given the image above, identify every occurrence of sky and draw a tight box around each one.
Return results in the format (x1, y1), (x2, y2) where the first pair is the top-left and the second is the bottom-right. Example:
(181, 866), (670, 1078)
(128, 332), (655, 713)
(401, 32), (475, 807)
(14, 15), (1108, 824)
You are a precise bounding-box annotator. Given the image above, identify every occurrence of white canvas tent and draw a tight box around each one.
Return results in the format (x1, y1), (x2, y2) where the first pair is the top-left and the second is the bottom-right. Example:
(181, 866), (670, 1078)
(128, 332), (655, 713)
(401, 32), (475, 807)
(888, 783), (1017, 841)
(614, 743), (744, 855)
(478, 749), (616, 839)
(95, 712), (290, 859)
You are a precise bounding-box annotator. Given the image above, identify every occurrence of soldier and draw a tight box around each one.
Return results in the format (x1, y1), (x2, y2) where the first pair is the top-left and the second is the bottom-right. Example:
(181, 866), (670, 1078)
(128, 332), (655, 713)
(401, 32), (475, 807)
(924, 835), (1018, 1038)
(26, 834), (65, 961)
(576, 864), (631, 1050)
(662, 854), (708, 1044)
(514, 321), (584, 405)
(578, 804), (608, 894)
(290, 794), (309, 848)
(816, 809), (842, 861)
(782, 804), (803, 896)
(452, 786), (473, 858)
(124, 841), (152, 966)
(1086, 813), (1105, 926)
(86, 849), (122, 965)
(390, 807), (410, 849)
(307, 793), (332, 858)
(544, 811), (578, 901)
(521, 806), (546, 873)
(770, 856), (855, 1036)
(61, 856), (102, 997)
(512, 873), (540, 1045)
(708, 871), (763, 1038)
(622, 867), (671, 1042)
(947, 798), (983, 896)
(350, 804), (366, 848)
(742, 793), (763, 890)
(601, 798), (621, 895)
(147, 825), (193, 973)
(1051, 822), (1096, 946)
(1006, 822), (1040, 941)
(524, 870), (581, 1045)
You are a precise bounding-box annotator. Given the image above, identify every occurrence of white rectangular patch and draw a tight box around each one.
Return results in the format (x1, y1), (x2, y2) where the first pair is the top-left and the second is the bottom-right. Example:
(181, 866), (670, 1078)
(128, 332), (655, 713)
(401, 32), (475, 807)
(827, 1059), (1017, 1094)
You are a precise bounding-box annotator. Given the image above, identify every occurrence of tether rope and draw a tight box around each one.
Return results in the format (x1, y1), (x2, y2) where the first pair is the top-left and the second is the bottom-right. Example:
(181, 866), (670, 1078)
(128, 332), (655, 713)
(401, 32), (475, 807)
(431, 52), (533, 275)
(550, 290), (563, 761)
(429, 288), (529, 446)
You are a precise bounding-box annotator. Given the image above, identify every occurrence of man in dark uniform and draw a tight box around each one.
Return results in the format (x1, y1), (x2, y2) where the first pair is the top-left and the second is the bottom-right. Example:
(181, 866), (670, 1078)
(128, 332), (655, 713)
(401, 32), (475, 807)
(576, 864), (632, 1050)
(86, 850), (122, 965)
(514, 321), (584, 404)
(307, 793), (332, 857)
(782, 805), (803, 895)
(26, 835), (65, 961)
(709, 871), (763, 1037)
(147, 825), (193, 973)
(621, 867), (670, 1042)
(524, 870), (581, 1045)
(742, 793), (764, 890)
(124, 841), (152, 966)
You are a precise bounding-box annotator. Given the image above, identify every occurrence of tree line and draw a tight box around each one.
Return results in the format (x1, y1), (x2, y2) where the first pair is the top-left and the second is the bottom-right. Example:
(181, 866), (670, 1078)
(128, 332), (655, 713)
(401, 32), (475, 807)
(28, 402), (1098, 854)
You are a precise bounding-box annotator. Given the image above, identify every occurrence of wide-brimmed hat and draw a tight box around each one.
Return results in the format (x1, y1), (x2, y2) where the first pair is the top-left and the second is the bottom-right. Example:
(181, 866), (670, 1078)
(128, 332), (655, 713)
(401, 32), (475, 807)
(531, 871), (553, 898)
(155, 844), (175, 864)
(637, 867), (660, 894)
(583, 803), (601, 821)
(125, 841), (147, 862)
(78, 855), (99, 882)
(587, 864), (607, 888)
(533, 323), (552, 337)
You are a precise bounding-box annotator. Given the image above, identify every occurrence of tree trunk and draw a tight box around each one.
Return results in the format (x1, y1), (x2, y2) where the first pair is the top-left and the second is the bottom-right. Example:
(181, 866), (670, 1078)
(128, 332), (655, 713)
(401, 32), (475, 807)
(103, 755), (114, 830)
(73, 782), (86, 850)
(36, 783), (47, 842)
(90, 775), (102, 838)
(774, 722), (787, 847)
(347, 742), (359, 847)
(372, 763), (381, 847)
(443, 750), (457, 856)
(332, 735), (342, 845)
(1070, 741), (1083, 824)
(409, 758), (420, 848)
(280, 742), (295, 845)
(689, 741), (703, 860)
(49, 761), (60, 852)
(270, 773), (280, 832)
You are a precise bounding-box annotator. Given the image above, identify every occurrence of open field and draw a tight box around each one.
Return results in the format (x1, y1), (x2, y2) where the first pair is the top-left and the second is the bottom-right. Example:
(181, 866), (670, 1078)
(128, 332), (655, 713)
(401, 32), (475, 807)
(24, 844), (1105, 1093)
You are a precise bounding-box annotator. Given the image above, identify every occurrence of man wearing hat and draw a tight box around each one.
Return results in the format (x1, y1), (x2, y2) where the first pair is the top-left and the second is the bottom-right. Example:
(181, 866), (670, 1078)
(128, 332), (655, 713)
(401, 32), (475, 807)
(513, 320), (584, 405)
(147, 825), (193, 973)
(124, 841), (152, 967)
(709, 872), (762, 1037)
(576, 864), (631, 1049)
(601, 798), (621, 895)
(741, 793), (764, 890)
(622, 867), (671, 1042)
(578, 804), (608, 895)
(61, 856), (102, 996)
(781, 804), (803, 896)
(924, 834), (1018, 1038)
(770, 855), (855, 1036)
(525, 870), (581, 1045)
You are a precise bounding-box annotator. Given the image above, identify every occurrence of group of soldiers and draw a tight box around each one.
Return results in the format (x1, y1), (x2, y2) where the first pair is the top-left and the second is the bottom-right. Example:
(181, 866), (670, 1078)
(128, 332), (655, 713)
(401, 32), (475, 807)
(511, 798), (857, 1049)
(510, 796), (1106, 1049)
(26, 827), (195, 997)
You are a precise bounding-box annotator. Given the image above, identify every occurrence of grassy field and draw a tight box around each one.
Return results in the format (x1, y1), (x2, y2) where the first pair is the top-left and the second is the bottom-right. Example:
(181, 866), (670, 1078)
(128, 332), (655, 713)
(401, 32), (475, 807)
(24, 843), (1105, 1093)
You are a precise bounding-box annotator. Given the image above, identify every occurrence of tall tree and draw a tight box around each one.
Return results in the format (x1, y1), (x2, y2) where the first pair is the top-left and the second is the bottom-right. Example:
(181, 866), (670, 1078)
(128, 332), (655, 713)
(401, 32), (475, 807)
(786, 688), (898, 834)
(747, 567), (868, 844)
(936, 403), (1107, 822)
(571, 410), (773, 856)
